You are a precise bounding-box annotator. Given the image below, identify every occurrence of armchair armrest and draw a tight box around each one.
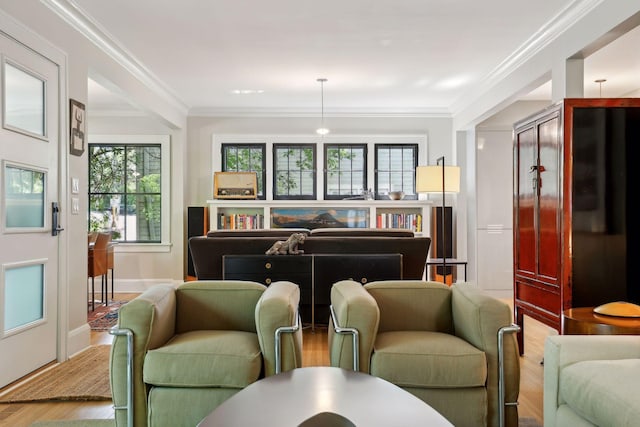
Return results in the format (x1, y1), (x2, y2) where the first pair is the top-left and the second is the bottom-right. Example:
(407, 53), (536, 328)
(255, 281), (302, 376)
(451, 282), (520, 427)
(329, 280), (379, 373)
(110, 284), (176, 427)
(544, 335), (640, 427)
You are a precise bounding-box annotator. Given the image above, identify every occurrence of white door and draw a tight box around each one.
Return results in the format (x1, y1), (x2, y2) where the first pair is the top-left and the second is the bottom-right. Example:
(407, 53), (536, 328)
(0, 31), (60, 388)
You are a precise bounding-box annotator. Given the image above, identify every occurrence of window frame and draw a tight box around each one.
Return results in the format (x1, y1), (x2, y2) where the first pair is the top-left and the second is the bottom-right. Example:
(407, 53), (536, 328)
(88, 134), (171, 252)
(272, 143), (317, 200)
(374, 143), (419, 200)
(221, 143), (266, 200)
(323, 143), (367, 200)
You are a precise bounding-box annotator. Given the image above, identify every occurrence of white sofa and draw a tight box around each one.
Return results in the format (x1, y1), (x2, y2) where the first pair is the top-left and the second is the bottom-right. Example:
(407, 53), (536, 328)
(544, 335), (640, 427)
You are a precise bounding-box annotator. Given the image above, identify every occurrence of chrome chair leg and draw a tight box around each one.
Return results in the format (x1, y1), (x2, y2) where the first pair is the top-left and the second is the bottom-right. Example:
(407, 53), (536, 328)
(274, 310), (301, 374)
(498, 324), (521, 427)
(109, 327), (134, 427)
(329, 305), (360, 371)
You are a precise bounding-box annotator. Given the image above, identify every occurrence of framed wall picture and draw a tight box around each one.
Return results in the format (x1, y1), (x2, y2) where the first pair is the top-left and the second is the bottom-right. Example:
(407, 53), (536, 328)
(69, 99), (85, 156)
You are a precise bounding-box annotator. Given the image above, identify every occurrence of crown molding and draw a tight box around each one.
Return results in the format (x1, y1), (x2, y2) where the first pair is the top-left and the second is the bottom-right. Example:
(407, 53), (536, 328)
(449, 0), (604, 115)
(188, 106), (452, 119)
(41, 0), (189, 115)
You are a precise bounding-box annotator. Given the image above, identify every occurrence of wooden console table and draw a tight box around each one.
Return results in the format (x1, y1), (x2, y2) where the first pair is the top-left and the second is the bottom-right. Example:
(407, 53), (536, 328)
(223, 253), (402, 330)
(562, 307), (640, 335)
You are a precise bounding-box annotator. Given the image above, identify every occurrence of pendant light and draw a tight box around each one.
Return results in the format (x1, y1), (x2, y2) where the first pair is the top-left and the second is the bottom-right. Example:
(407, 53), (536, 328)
(316, 78), (329, 135)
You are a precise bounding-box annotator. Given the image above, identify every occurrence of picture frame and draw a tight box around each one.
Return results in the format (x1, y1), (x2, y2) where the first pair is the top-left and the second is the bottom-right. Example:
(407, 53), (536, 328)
(69, 99), (85, 156)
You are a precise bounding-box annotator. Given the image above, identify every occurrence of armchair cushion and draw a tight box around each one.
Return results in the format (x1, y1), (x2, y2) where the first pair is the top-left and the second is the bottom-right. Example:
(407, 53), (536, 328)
(559, 359), (640, 427)
(371, 330), (487, 388)
(143, 330), (262, 388)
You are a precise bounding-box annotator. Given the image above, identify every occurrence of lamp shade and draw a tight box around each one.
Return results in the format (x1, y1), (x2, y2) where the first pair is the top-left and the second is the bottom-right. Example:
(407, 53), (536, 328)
(416, 165), (460, 193)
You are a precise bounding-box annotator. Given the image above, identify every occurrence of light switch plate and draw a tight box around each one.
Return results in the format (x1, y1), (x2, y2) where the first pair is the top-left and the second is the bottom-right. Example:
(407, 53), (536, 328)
(72, 197), (79, 214)
(71, 177), (79, 194)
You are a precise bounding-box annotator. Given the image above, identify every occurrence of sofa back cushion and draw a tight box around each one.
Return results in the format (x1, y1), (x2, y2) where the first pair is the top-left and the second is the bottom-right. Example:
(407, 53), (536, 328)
(310, 228), (414, 237)
(175, 281), (266, 333)
(365, 281), (453, 333)
(206, 228), (310, 238)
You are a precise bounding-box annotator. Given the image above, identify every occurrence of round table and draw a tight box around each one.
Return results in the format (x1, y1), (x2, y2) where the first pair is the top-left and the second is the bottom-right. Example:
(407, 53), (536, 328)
(197, 367), (453, 427)
(562, 307), (640, 335)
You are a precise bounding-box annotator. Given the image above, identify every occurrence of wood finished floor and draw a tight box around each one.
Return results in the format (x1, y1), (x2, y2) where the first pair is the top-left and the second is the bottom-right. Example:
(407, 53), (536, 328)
(0, 294), (555, 426)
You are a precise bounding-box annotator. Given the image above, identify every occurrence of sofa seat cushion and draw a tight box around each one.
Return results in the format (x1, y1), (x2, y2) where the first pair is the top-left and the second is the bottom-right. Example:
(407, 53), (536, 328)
(560, 358), (640, 427)
(143, 330), (262, 388)
(370, 331), (486, 388)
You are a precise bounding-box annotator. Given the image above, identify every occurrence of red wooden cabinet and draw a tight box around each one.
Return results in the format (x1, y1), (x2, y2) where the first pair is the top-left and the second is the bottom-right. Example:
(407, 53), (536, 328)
(513, 98), (640, 353)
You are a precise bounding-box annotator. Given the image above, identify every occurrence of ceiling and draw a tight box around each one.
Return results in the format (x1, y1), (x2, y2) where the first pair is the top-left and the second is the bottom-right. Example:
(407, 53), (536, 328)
(78, 0), (640, 117)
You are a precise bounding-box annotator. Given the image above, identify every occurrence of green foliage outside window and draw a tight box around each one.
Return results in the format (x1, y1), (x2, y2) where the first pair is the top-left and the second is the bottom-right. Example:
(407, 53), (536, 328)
(89, 144), (161, 242)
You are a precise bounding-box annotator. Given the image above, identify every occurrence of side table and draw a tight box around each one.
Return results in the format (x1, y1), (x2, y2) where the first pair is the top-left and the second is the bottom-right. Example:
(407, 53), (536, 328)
(562, 307), (640, 335)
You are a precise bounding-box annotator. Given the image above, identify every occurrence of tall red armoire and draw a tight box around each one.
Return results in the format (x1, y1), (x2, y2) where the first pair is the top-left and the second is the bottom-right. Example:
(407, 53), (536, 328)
(513, 98), (640, 354)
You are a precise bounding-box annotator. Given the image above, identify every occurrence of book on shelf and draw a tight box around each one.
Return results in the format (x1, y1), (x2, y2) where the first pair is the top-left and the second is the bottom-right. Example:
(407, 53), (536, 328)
(376, 213), (422, 232)
(218, 213), (264, 230)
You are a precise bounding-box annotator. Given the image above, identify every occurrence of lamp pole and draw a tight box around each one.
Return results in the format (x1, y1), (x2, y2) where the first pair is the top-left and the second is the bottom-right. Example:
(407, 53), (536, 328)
(437, 156), (447, 284)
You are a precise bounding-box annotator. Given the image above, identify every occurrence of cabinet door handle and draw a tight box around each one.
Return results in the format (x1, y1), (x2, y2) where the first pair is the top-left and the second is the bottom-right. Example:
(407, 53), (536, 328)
(265, 278), (272, 285)
(265, 262), (272, 269)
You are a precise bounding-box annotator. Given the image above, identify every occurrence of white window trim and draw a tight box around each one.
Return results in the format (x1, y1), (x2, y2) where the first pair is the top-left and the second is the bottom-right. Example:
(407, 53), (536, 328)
(88, 134), (171, 251)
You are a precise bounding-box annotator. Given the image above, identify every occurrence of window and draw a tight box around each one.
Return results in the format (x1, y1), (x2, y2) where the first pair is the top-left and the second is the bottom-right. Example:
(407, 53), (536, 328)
(324, 144), (367, 199)
(88, 135), (170, 245)
(374, 144), (418, 200)
(273, 144), (316, 200)
(221, 143), (266, 199)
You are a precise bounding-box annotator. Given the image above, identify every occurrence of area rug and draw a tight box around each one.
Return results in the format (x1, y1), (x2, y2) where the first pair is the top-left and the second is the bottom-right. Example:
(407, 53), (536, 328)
(30, 421), (115, 427)
(0, 345), (111, 403)
(519, 417), (543, 427)
(88, 301), (126, 331)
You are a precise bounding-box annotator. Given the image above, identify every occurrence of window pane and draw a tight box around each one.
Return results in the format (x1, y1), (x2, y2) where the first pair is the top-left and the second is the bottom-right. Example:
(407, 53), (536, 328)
(222, 144), (266, 198)
(324, 144), (366, 199)
(89, 146), (125, 193)
(4, 62), (45, 136)
(274, 145), (315, 199)
(4, 264), (44, 333)
(125, 194), (161, 242)
(374, 144), (417, 199)
(4, 165), (45, 228)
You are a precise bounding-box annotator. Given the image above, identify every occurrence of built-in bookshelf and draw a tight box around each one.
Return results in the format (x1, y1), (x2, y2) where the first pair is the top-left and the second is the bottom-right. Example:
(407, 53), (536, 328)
(206, 199), (431, 234)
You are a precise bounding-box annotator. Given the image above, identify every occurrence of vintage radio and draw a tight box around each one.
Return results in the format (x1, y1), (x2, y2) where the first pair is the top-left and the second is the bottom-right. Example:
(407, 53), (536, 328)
(213, 171), (257, 199)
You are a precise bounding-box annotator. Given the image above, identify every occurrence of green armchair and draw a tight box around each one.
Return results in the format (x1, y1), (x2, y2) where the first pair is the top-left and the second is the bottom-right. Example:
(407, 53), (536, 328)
(329, 280), (520, 427)
(110, 280), (302, 427)
(544, 335), (640, 427)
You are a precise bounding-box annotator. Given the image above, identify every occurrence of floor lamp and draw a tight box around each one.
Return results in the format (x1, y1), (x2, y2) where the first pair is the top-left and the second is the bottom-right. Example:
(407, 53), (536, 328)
(416, 157), (460, 284)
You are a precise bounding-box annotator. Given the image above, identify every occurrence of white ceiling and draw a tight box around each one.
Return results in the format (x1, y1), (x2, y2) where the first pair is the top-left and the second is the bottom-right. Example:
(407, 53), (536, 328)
(78, 0), (640, 116)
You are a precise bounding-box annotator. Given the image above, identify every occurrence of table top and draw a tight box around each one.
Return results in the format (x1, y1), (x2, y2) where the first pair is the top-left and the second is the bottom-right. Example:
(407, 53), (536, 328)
(198, 366), (452, 427)
(563, 307), (640, 335)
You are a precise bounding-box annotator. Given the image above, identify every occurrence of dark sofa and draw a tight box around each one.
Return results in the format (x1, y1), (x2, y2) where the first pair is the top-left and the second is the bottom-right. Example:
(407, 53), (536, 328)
(190, 228), (430, 280)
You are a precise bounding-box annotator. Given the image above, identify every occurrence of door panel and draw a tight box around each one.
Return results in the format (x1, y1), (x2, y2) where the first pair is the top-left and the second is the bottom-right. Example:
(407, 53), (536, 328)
(0, 32), (59, 388)
(515, 126), (536, 275)
(537, 116), (561, 283)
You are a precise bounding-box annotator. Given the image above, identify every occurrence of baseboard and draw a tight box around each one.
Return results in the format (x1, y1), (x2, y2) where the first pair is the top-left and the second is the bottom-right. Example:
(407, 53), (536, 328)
(67, 323), (91, 357)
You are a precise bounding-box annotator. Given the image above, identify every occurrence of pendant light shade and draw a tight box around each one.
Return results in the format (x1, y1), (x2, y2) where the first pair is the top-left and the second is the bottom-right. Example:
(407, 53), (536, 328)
(316, 78), (329, 135)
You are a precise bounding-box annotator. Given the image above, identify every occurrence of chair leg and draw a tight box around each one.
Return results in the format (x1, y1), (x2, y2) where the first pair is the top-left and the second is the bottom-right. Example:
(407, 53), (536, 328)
(91, 276), (95, 311)
(498, 324), (521, 427)
(111, 268), (114, 299)
(102, 274), (108, 306)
